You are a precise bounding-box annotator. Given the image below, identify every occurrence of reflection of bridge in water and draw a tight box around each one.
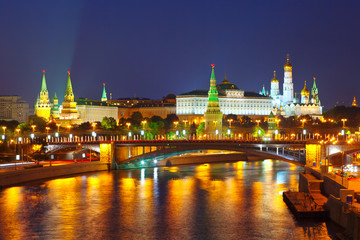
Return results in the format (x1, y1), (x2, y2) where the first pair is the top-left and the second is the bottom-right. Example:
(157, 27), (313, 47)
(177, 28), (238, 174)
(46, 140), (309, 169)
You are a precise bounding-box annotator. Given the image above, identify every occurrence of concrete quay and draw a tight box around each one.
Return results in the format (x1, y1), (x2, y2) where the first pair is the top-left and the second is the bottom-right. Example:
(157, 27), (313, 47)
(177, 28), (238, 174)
(0, 162), (109, 188)
(285, 166), (360, 239)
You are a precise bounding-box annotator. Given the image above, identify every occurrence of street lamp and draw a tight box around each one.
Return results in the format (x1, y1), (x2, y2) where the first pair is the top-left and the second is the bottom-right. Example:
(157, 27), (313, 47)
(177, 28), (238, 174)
(182, 120), (188, 127)
(31, 125), (36, 133)
(45, 127), (50, 135)
(255, 120), (260, 126)
(300, 119), (306, 128)
(56, 123), (61, 132)
(91, 122), (97, 131)
(15, 128), (20, 136)
(141, 120), (147, 129)
(2, 126), (6, 135)
(227, 119), (233, 128)
(341, 119), (347, 128)
(173, 121), (179, 129)
(126, 122), (131, 129)
(67, 125), (72, 132)
(275, 119), (281, 128)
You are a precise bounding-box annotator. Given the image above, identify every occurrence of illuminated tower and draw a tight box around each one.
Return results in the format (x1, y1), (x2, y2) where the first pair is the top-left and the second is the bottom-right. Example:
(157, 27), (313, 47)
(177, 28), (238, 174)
(283, 54), (294, 105)
(101, 83), (107, 101)
(35, 70), (51, 120)
(270, 71), (279, 98)
(352, 97), (358, 107)
(51, 92), (59, 119)
(311, 77), (319, 104)
(204, 64), (223, 135)
(60, 71), (79, 119)
(301, 81), (310, 104)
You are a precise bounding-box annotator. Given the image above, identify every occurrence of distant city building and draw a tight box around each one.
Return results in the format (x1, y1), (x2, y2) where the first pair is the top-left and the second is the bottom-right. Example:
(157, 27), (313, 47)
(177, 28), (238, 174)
(109, 94), (176, 119)
(34, 70), (51, 120)
(261, 55), (322, 118)
(0, 96), (30, 122)
(76, 98), (118, 123)
(118, 103), (176, 119)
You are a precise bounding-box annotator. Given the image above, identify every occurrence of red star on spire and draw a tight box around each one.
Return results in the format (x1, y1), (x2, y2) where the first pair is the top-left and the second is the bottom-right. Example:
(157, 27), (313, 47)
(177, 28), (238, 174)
(211, 63), (215, 68)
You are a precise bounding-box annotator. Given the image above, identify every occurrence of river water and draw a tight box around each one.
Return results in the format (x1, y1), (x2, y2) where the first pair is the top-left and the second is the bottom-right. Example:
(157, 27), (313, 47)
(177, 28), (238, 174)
(0, 160), (340, 240)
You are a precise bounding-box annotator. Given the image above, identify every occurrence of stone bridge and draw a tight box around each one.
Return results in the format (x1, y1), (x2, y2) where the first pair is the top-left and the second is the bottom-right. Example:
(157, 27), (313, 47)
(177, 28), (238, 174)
(46, 140), (307, 169)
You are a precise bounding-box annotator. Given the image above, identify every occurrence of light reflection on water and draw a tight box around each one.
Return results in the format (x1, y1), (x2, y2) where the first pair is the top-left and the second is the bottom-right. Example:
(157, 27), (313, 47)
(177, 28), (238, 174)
(0, 160), (339, 240)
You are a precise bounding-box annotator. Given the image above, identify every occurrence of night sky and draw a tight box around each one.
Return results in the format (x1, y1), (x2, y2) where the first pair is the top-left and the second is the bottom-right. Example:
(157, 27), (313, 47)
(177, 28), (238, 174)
(1, 0), (359, 110)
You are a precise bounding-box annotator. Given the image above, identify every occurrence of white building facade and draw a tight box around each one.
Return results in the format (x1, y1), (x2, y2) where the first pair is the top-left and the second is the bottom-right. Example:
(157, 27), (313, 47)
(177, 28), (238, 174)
(0, 96), (30, 122)
(177, 77), (273, 123)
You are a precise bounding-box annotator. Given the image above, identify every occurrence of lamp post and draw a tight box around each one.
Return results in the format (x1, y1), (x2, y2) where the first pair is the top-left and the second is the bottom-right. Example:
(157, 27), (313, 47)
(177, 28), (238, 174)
(227, 119), (233, 128)
(16, 128), (20, 136)
(2, 126), (6, 135)
(275, 119), (281, 128)
(300, 119), (306, 128)
(56, 123), (61, 132)
(126, 122), (131, 129)
(141, 120), (147, 129)
(45, 127), (50, 135)
(255, 120), (260, 126)
(31, 125), (36, 133)
(341, 119), (347, 128)
(182, 120), (188, 128)
(91, 122), (97, 131)
(67, 125), (72, 132)
(173, 121), (179, 129)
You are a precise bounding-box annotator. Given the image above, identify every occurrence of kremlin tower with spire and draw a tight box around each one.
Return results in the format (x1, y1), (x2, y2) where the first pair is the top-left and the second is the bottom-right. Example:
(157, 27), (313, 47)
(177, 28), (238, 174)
(101, 83), (107, 101)
(58, 71), (81, 125)
(35, 70), (51, 120)
(51, 92), (59, 119)
(204, 64), (223, 134)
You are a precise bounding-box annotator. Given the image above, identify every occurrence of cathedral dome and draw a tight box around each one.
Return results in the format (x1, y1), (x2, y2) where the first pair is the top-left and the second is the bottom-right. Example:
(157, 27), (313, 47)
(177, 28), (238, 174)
(271, 71), (278, 82)
(284, 54), (292, 70)
(216, 75), (239, 91)
(301, 81), (310, 96)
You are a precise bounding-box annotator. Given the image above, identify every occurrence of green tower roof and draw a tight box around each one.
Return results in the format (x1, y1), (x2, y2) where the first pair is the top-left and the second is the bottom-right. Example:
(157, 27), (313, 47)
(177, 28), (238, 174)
(53, 92), (58, 99)
(102, 83), (107, 101)
(210, 64), (216, 81)
(312, 77), (317, 89)
(41, 70), (47, 92)
(65, 71), (74, 96)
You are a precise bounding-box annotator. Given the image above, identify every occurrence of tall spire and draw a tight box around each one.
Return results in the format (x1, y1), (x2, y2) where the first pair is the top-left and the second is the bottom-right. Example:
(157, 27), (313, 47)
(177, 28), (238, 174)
(41, 70), (47, 92)
(352, 97), (358, 107)
(65, 71), (74, 102)
(210, 63), (216, 85)
(101, 83), (108, 101)
(204, 63), (223, 134)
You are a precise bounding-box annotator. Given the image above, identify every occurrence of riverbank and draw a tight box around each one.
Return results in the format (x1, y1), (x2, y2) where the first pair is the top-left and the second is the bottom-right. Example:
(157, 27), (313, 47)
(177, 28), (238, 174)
(0, 162), (109, 188)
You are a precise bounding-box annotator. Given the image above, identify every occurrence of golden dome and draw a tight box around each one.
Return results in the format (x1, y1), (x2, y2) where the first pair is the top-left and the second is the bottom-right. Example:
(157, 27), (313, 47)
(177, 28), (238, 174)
(271, 70), (278, 82)
(284, 54), (292, 69)
(301, 81), (310, 96)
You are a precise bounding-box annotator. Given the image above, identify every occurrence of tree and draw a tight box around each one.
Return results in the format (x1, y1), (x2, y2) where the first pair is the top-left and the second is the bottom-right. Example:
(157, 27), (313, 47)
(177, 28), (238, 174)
(28, 116), (47, 131)
(101, 117), (117, 130)
(78, 122), (91, 130)
(130, 112), (143, 126)
(196, 123), (205, 136)
(239, 116), (254, 127)
(17, 122), (30, 131)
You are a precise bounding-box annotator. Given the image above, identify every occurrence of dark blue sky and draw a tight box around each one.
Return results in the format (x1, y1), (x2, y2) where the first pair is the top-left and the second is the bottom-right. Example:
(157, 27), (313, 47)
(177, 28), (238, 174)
(1, 0), (359, 109)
